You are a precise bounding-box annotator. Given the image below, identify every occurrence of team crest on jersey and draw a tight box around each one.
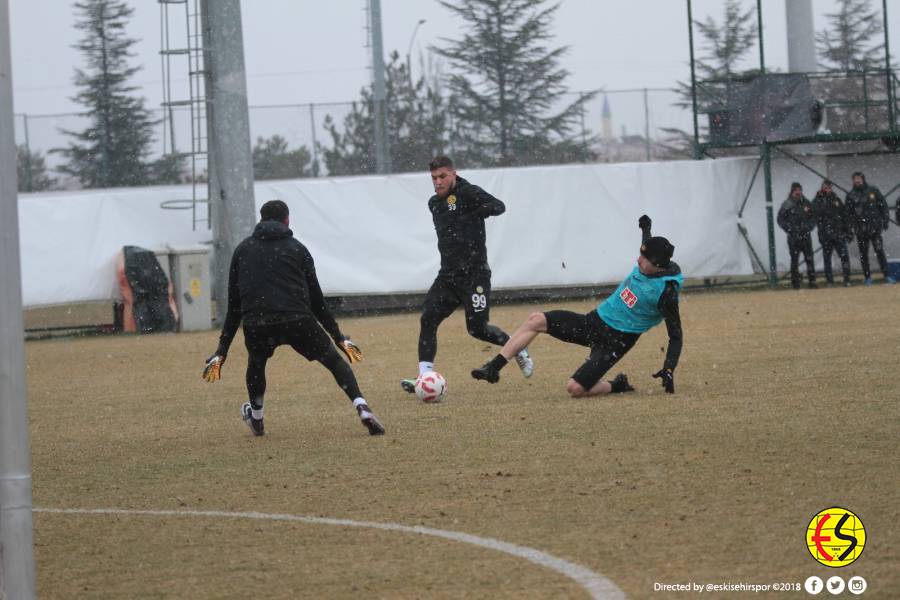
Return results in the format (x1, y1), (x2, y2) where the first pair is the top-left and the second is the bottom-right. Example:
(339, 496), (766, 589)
(868, 192), (876, 200)
(475, 285), (484, 294)
(447, 195), (457, 210)
(619, 287), (638, 308)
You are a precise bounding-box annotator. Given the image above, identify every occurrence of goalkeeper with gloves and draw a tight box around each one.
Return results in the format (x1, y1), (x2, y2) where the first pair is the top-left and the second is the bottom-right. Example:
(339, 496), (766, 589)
(471, 214), (683, 397)
(203, 200), (384, 437)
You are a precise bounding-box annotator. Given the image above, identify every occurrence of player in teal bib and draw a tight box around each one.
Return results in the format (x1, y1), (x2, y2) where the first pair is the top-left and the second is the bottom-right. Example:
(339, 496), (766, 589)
(472, 214), (684, 396)
(597, 267), (683, 334)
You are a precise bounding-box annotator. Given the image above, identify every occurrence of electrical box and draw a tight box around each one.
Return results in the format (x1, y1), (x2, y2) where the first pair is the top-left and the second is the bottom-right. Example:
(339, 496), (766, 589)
(168, 246), (212, 331)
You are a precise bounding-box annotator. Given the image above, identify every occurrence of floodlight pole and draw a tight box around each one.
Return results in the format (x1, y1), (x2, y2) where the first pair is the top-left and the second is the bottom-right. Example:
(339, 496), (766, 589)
(0, 0), (37, 597)
(686, 0), (700, 158)
(757, 0), (778, 287)
(756, 0), (766, 74)
(883, 0), (895, 131)
(202, 0), (256, 323)
(370, 0), (391, 174)
(761, 142), (778, 288)
(406, 19), (426, 86)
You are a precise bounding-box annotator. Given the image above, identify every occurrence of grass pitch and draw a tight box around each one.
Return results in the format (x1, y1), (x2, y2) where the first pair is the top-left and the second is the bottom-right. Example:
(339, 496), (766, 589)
(27, 285), (900, 598)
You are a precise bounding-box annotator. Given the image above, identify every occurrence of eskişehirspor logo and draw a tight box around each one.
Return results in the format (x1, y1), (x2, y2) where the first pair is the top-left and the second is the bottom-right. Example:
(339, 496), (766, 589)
(806, 507), (866, 567)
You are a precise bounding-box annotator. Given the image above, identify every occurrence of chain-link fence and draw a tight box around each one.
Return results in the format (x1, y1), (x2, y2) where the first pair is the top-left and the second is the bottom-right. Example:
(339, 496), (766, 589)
(13, 87), (693, 189)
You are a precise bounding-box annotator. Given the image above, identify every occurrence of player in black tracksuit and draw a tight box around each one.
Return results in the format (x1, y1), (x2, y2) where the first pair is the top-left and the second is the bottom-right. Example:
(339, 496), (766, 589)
(845, 172), (893, 284)
(811, 179), (852, 286)
(401, 155), (533, 393)
(777, 182), (817, 289)
(204, 200), (384, 436)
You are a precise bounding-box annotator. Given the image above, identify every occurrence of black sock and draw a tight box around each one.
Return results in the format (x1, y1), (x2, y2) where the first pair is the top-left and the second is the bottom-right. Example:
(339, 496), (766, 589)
(489, 354), (508, 371)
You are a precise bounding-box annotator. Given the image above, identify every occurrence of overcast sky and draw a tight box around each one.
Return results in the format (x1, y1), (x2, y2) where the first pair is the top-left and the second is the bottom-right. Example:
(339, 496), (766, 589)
(7, 0), (900, 154)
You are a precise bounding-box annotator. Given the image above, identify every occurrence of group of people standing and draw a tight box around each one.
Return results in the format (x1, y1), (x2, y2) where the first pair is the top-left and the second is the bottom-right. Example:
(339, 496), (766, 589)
(777, 172), (896, 288)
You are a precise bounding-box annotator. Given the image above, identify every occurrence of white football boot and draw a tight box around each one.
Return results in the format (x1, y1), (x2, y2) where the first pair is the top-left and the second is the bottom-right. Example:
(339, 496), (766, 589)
(514, 347), (534, 378)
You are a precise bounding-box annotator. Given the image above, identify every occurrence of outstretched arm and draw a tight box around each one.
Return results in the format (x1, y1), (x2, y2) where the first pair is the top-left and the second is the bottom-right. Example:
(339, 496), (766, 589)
(876, 189), (889, 228)
(303, 252), (344, 343)
(639, 214), (652, 242)
(216, 252), (243, 357)
(658, 282), (683, 371)
(651, 281), (682, 394)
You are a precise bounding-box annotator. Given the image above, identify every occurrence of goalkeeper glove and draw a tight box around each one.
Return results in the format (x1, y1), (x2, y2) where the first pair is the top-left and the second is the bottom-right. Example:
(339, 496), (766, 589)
(202, 355), (225, 382)
(338, 338), (364, 364)
(639, 214), (652, 230)
(652, 368), (675, 393)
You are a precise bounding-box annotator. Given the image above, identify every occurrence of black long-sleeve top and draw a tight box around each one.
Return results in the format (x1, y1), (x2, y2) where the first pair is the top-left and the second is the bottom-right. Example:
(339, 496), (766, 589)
(846, 184), (890, 237)
(428, 176), (505, 273)
(641, 222), (683, 371)
(216, 220), (342, 357)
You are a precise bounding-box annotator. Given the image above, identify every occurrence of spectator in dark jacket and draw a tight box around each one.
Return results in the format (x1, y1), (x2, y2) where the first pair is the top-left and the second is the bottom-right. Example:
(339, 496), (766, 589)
(812, 179), (852, 286)
(845, 172), (893, 284)
(777, 182), (817, 289)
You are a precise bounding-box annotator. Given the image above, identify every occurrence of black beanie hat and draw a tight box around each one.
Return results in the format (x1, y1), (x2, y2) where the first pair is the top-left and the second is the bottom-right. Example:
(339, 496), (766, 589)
(641, 236), (675, 268)
(790, 181), (802, 191)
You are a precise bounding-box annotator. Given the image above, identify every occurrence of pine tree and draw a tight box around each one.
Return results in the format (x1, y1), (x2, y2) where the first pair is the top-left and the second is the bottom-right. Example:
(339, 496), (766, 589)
(16, 145), (57, 192)
(693, 1), (758, 81)
(816, 0), (885, 72)
(431, 0), (593, 168)
(252, 135), (314, 180)
(815, 0), (890, 133)
(662, 0), (758, 157)
(148, 153), (187, 185)
(321, 51), (448, 176)
(54, 0), (157, 188)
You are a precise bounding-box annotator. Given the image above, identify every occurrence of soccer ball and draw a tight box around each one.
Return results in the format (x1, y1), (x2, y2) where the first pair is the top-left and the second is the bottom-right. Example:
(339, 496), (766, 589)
(415, 371), (447, 403)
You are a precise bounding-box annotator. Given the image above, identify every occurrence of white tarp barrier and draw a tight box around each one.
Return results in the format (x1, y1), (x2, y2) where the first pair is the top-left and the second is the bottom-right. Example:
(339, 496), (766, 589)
(18, 157), (771, 308)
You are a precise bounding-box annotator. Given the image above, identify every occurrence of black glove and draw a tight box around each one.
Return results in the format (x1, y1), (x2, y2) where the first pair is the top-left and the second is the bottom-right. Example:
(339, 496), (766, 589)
(652, 368), (675, 393)
(639, 214), (652, 230)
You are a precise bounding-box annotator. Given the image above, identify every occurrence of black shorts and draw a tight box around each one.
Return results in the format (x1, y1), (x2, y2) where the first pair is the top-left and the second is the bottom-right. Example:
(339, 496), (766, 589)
(243, 316), (333, 362)
(544, 309), (640, 389)
(422, 267), (493, 322)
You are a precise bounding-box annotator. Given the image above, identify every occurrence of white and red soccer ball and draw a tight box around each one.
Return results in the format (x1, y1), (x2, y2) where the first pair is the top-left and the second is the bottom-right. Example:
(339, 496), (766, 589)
(415, 371), (447, 403)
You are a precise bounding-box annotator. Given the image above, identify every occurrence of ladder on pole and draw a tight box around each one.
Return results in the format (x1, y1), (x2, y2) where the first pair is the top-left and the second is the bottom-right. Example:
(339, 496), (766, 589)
(158, 0), (209, 230)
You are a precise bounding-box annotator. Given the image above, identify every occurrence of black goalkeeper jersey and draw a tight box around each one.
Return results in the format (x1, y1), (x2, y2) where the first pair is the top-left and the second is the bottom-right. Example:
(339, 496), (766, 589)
(216, 220), (343, 357)
(428, 176), (505, 273)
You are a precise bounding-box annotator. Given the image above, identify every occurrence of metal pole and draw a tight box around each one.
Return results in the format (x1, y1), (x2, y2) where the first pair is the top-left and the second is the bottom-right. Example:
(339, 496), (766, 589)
(406, 19), (425, 87)
(686, 0), (700, 158)
(883, 0), (895, 130)
(862, 70), (870, 130)
(643, 88), (651, 161)
(309, 103), (319, 177)
(784, 0), (816, 73)
(448, 98), (455, 157)
(22, 114), (32, 192)
(202, 0), (256, 323)
(761, 142), (778, 287)
(370, 0), (391, 173)
(580, 93), (588, 162)
(0, 0), (37, 597)
(757, 0), (766, 74)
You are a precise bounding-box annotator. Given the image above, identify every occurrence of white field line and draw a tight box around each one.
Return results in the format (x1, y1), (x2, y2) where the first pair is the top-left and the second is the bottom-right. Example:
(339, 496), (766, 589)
(35, 507), (625, 599)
